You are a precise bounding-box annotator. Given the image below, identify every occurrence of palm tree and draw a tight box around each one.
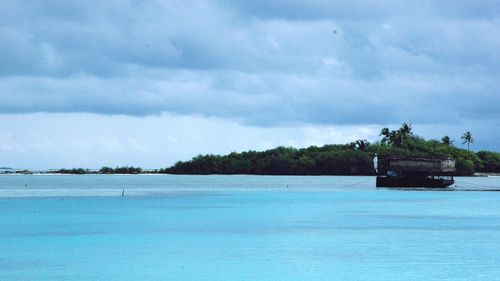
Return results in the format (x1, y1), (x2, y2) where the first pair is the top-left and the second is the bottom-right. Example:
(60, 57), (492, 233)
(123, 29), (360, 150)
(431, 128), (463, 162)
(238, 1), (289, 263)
(441, 136), (454, 146)
(380, 128), (391, 144)
(391, 130), (404, 147)
(398, 123), (413, 147)
(354, 139), (369, 151)
(380, 123), (413, 147)
(399, 123), (413, 137)
(461, 131), (474, 151)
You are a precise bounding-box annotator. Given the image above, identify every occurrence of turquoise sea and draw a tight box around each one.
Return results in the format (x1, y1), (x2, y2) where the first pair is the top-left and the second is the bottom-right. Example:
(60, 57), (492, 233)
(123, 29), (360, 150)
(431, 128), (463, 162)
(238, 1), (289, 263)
(1, 175), (500, 280)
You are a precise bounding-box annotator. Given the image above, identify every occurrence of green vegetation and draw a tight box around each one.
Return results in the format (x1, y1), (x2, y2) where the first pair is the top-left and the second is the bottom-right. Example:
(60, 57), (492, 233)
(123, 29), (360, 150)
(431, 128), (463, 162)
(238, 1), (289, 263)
(48, 166), (143, 174)
(99, 166), (143, 174)
(441, 136), (453, 146)
(15, 169), (33, 175)
(476, 151), (500, 173)
(51, 168), (89, 174)
(160, 124), (500, 176)
(18, 124), (500, 176)
(160, 146), (373, 175)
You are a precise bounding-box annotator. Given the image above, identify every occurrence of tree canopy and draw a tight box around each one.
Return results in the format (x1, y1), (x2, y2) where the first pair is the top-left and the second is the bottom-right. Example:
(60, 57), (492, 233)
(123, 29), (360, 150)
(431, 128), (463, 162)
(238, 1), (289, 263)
(160, 124), (493, 176)
(43, 125), (500, 176)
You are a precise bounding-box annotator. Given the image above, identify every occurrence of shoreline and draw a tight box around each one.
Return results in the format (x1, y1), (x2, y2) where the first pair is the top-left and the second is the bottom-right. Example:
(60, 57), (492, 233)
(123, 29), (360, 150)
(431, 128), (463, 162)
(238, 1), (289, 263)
(2, 172), (500, 177)
(474, 172), (500, 177)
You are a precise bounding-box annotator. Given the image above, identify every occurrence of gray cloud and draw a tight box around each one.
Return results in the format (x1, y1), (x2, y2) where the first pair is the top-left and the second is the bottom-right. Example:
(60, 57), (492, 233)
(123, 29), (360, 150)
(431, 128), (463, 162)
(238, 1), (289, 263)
(1, 0), (500, 129)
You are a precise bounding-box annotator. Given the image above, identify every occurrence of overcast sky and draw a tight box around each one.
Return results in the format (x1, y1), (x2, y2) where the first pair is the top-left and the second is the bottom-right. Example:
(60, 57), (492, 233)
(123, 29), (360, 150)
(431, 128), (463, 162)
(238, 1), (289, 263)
(1, 0), (499, 169)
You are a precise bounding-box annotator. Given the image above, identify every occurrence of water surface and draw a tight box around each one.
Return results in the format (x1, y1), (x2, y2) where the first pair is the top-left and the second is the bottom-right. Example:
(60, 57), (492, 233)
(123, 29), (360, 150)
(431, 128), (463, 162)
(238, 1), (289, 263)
(1, 175), (500, 280)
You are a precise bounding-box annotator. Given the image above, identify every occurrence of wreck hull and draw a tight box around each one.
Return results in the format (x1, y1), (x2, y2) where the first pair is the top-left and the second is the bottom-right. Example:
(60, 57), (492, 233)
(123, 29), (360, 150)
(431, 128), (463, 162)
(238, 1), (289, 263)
(376, 176), (454, 188)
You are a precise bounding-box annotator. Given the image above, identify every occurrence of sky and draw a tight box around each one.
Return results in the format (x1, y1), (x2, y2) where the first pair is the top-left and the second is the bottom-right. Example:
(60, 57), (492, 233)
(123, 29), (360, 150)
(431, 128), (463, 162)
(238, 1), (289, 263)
(1, 0), (499, 169)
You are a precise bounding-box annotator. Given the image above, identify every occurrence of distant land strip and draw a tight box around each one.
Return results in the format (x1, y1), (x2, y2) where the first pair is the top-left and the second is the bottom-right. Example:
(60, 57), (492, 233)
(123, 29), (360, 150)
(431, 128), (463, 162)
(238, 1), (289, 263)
(3, 124), (500, 177)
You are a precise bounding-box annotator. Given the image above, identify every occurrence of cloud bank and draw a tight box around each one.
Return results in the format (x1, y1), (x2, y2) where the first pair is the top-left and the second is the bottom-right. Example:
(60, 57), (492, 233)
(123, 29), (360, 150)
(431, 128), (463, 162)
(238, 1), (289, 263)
(1, 0), (499, 127)
(0, 113), (382, 169)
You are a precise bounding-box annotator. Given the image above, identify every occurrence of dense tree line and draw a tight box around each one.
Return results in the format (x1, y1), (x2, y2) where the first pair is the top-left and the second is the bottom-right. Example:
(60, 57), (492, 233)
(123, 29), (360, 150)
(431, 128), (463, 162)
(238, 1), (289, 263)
(40, 124), (500, 176)
(160, 124), (500, 176)
(51, 168), (89, 174)
(160, 145), (374, 175)
(99, 166), (143, 174)
(49, 166), (143, 174)
(476, 151), (500, 173)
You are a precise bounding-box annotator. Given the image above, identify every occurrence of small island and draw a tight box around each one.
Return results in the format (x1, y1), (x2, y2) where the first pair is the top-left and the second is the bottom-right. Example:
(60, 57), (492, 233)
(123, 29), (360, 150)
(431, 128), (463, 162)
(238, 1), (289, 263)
(160, 124), (499, 177)
(3, 124), (500, 177)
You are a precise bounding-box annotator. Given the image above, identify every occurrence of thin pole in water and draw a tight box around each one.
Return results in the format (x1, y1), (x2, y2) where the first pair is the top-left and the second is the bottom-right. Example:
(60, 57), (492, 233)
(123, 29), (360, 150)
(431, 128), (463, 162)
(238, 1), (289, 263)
(122, 189), (125, 197)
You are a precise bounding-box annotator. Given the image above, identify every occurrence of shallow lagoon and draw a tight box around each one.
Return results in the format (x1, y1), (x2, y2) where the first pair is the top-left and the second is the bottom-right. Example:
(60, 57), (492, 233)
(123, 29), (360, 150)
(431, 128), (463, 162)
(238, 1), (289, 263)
(1, 175), (500, 280)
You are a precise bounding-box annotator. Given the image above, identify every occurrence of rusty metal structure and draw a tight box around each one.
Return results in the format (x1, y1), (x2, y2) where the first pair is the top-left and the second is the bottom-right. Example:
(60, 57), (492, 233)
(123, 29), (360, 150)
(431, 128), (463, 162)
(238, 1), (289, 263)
(375, 156), (455, 188)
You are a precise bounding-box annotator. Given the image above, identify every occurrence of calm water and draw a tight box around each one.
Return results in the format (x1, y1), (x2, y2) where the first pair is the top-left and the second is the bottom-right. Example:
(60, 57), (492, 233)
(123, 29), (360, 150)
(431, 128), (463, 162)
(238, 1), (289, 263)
(1, 175), (500, 280)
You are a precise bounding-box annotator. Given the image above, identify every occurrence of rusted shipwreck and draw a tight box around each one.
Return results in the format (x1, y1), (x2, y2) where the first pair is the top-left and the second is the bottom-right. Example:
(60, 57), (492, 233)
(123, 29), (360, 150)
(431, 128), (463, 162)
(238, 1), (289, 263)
(375, 156), (455, 188)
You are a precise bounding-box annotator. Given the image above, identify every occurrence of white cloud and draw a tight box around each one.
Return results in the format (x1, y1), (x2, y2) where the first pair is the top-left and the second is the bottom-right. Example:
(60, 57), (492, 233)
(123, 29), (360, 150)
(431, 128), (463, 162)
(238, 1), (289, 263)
(0, 113), (383, 169)
(0, 1), (499, 167)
